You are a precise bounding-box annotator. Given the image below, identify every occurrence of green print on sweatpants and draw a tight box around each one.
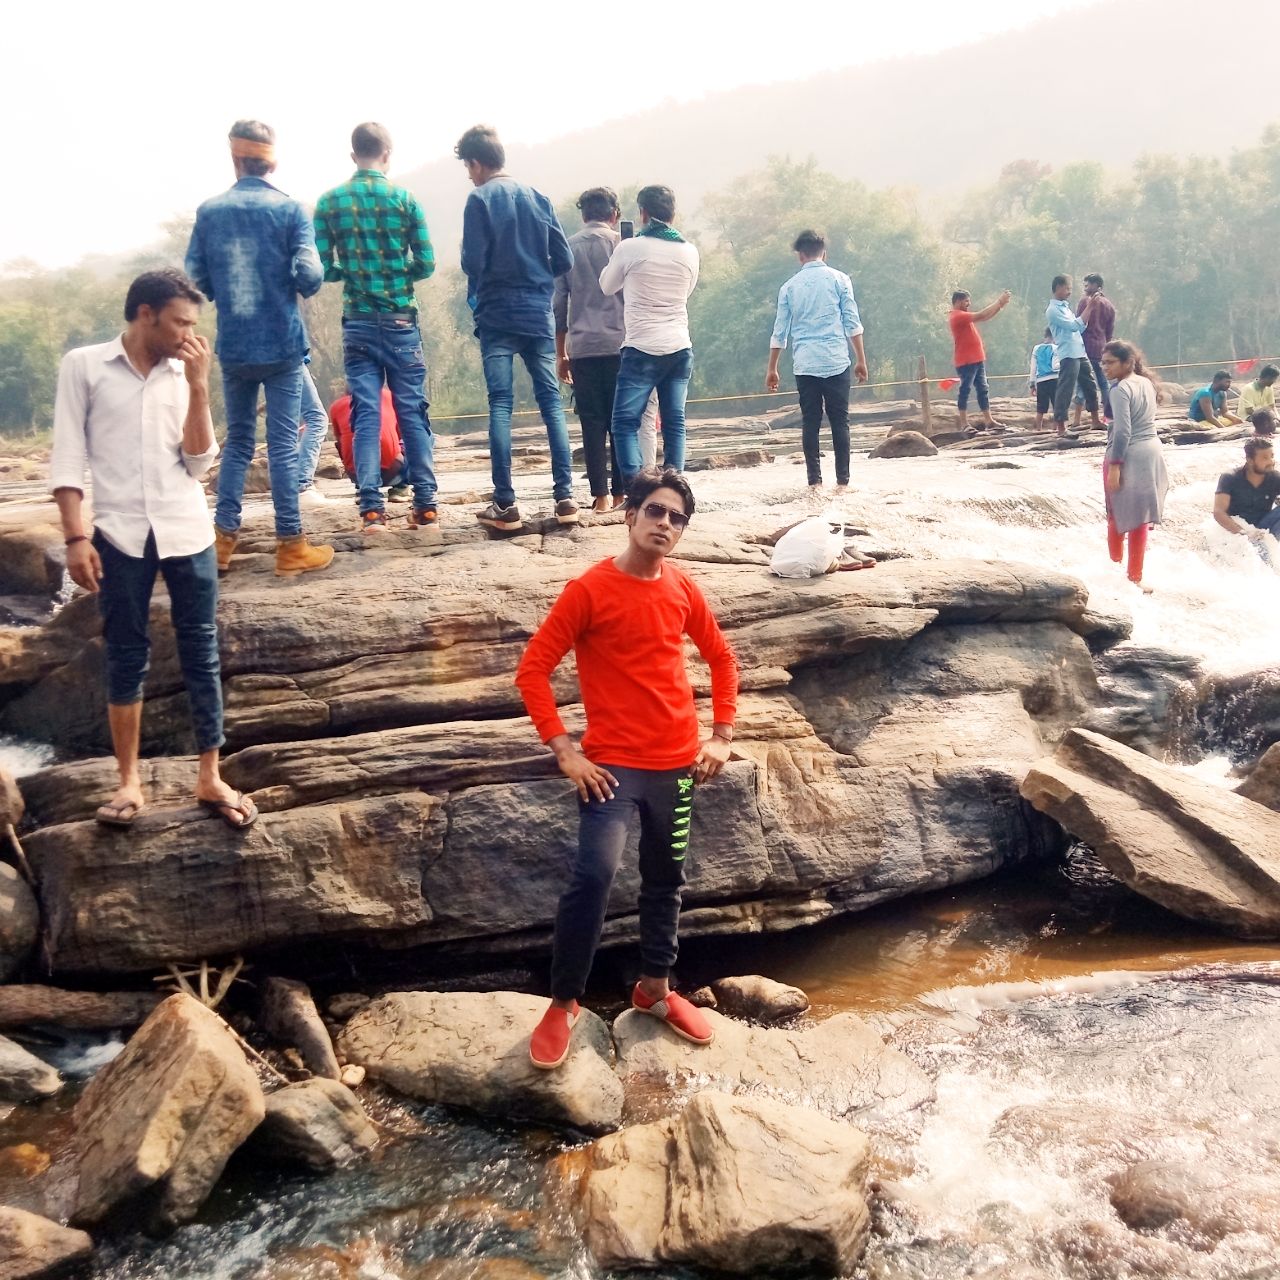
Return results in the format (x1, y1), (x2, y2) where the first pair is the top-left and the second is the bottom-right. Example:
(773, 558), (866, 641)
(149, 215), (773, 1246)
(671, 776), (694, 859)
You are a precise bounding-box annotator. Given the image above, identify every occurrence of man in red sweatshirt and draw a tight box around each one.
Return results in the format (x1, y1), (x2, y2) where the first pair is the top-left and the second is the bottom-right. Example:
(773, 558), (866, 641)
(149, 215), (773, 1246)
(514, 467), (739, 1069)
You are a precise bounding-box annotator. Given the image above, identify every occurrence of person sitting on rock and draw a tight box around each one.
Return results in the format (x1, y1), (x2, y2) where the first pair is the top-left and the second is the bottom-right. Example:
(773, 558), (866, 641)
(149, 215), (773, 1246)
(1189, 371), (1244, 428)
(329, 383), (407, 499)
(49, 269), (258, 831)
(1249, 409), (1277, 438)
(515, 468), (739, 1069)
(1213, 436), (1280, 555)
(1236, 364), (1278, 423)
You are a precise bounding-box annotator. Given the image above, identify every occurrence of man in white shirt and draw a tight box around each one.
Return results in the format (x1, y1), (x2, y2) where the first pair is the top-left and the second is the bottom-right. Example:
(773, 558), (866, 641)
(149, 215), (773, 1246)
(50, 269), (258, 832)
(599, 185), (699, 479)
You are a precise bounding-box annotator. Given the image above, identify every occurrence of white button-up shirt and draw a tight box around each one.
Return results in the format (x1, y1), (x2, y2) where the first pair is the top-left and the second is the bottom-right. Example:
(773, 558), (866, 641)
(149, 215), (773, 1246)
(598, 235), (700, 356)
(49, 336), (217, 559)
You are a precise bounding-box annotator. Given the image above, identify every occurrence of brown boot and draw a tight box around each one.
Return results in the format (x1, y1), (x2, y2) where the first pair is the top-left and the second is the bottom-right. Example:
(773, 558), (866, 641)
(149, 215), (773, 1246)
(275, 535), (335, 577)
(214, 527), (238, 573)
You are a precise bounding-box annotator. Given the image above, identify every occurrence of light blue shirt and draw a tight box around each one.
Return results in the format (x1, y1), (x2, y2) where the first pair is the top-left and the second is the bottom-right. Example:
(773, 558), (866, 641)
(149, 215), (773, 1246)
(1046, 298), (1086, 360)
(770, 261), (863, 378)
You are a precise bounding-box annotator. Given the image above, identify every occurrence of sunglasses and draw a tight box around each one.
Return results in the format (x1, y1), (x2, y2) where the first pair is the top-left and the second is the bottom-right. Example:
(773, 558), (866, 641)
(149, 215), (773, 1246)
(640, 501), (690, 530)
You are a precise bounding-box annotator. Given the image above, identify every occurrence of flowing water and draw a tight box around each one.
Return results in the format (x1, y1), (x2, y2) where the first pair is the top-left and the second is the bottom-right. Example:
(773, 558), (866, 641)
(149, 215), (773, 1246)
(3, 433), (1279, 1277)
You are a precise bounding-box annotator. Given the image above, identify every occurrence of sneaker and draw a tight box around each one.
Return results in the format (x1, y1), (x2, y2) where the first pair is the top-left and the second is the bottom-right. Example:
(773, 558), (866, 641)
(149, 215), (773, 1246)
(529, 1001), (580, 1070)
(407, 507), (438, 529)
(298, 487), (329, 509)
(214, 527), (238, 573)
(476, 502), (522, 531)
(387, 484), (411, 503)
(275, 536), (335, 577)
(361, 510), (391, 534)
(555, 498), (580, 526)
(630, 983), (714, 1045)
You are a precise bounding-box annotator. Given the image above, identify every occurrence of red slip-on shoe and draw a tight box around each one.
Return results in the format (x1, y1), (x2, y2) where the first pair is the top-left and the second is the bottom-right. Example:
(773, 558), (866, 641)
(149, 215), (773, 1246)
(631, 984), (714, 1045)
(529, 1001), (580, 1070)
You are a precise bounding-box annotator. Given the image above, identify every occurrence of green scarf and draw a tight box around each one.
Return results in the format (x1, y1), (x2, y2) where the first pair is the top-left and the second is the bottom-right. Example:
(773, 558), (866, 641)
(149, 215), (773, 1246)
(637, 219), (685, 243)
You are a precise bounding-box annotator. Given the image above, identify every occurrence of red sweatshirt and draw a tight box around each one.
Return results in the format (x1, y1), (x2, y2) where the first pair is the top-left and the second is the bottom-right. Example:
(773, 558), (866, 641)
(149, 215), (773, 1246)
(515, 557), (739, 770)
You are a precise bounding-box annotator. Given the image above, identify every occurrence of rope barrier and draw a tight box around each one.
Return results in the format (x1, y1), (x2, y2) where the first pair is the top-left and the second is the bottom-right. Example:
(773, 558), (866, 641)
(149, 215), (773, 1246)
(428, 356), (1278, 425)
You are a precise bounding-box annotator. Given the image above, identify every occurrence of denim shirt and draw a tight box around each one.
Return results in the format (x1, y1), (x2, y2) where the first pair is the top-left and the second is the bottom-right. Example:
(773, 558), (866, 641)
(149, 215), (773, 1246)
(770, 261), (863, 378)
(186, 176), (322, 368)
(1045, 298), (1087, 361)
(461, 177), (573, 339)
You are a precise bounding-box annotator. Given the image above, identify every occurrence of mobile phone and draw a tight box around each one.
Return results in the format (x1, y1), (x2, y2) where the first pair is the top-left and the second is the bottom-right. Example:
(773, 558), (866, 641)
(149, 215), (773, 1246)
(619, 220), (634, 240)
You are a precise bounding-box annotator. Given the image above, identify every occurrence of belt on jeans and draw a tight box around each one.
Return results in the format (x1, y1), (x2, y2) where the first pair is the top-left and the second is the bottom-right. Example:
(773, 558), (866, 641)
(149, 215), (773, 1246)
(343, 311), (416, 322)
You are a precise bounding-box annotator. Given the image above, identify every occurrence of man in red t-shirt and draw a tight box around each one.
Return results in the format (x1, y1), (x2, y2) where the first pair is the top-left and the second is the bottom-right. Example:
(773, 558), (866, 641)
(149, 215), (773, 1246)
(948, 288), (1011, 433)
(514, 467), (739, 1069)
(328, 385), (406, 492)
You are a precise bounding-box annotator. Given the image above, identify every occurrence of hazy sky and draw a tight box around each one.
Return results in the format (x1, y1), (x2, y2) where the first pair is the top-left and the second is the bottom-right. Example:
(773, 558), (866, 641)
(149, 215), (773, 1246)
(5, 0), (1077, 269)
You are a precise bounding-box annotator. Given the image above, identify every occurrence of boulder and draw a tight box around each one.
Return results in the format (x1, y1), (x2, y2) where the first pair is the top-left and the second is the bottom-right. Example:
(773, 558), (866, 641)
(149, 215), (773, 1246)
(260, 977), (340, 1080)
(557, 1090), (870, 1275)
(71, 993), (265, 1232)
(1109, 1159), (1280, 1243)
(1021, 728), (1280, 937)
(0, 767), (22, 826)
(338, 991), (623, 1133)
(0, 524), (65, 597)
(869, 431), (938, 459)
(1237, 742), (1280, 811)
(612, 1007), (931, 1123)
(0, 1033), (61, 1101)
(685, 449), (774, 472)
(709, 974), (810, 1022)
(0, 985), (162, 1030)
(0, 1206), (94, 1279)
(0, 862), (38, 982)
(253, 1078), (377, 1171)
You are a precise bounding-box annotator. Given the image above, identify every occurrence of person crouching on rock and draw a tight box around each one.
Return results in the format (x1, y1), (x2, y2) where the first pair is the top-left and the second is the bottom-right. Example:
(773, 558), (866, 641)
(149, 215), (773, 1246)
(1213, 436), (1280, 566)
(514, 468), (739, 1068)
(49, 269), (258, 832)
(1100, 339), (1168, 594)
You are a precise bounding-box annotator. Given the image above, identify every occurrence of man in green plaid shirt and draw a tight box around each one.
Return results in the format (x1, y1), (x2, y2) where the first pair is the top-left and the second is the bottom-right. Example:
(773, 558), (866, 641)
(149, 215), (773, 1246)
(315, 122), (439, 531)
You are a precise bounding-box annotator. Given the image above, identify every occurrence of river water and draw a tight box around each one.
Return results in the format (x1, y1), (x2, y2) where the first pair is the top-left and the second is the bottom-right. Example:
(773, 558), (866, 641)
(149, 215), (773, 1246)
(3, 431), (1280, 1278)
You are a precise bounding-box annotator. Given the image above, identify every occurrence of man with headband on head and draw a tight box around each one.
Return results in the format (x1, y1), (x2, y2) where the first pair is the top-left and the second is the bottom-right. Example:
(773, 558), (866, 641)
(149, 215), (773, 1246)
(186, 120), (334, 577)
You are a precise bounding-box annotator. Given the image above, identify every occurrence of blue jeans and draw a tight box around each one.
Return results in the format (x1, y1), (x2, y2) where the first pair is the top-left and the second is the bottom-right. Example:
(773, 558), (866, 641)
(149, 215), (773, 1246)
(956, 361), (989, 413)
(478, 329), (574, 507)
(94, 530), (224, 754)
(342, 315), (437, 515)
(296, 365), (327, 492)
(217, 360), (303, 538)
(611, 346), (693, 479)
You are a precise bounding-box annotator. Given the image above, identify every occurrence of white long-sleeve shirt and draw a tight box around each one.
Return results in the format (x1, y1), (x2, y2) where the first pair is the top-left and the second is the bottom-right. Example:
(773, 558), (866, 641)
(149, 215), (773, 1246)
(598, 234), (700, 356)
(49, 336), (217, 559)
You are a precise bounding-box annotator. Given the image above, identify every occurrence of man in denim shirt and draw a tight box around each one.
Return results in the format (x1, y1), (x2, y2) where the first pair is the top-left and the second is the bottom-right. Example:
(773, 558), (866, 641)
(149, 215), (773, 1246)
(186, 120), (334, 577)
(457, 124), (577, 532)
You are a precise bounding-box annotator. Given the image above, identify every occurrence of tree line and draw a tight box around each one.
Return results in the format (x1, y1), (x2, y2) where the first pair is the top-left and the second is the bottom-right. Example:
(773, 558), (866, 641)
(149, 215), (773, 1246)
(2, 127), (1278, 438)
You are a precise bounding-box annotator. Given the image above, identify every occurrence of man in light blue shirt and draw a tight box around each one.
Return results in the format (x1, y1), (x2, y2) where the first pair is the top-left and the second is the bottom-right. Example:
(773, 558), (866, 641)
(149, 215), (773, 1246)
(766, 230), (867, 492)
(1045, 273), (1102, 437)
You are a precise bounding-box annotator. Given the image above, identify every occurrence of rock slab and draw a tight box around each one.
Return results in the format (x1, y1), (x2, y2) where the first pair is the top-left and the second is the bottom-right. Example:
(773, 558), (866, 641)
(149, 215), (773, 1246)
(71, 993), (265, 1232)
(255, 1078), (377, 1171)
(0, 862), (38, 983)
(338, 990), (624, 1133)
(0, 1206), (94, 1279)
(1021, 728), (1280, 938)
(710, 974), (810, 1022)
(559, 1089), (870, 1275)
(0, 1033), (61, 1102)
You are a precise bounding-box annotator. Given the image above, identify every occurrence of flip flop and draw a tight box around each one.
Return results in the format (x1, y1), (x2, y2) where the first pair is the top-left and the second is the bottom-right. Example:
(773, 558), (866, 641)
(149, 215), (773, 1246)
(198, 792), (259, 831)
(836, 550), (877, 572)
(95, 799), (146, 829)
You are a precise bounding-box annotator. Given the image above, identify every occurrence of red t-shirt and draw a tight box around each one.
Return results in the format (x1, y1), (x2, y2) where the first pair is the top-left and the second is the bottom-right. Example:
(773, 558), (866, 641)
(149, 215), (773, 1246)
(329, 389), (402, 474)
(514, 557), (739, 770)
(949, 309), (985, 366)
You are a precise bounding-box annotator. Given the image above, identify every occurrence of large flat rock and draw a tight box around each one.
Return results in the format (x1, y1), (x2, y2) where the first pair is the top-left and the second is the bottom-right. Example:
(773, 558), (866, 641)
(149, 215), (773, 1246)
(1021, 728), (1280, 937)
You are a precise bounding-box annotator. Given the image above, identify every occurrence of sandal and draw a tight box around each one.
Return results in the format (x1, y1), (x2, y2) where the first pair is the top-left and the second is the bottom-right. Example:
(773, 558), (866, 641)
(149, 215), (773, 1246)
(836, 549), (877, 572)
(95, 799), (146, 828)
(198, 792), (259, 831)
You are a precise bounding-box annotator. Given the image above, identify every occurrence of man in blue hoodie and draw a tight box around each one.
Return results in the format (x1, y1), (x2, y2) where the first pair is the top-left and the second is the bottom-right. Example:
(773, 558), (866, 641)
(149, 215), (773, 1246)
(186, 120), (333, 577)
(457, 124), (577, 532)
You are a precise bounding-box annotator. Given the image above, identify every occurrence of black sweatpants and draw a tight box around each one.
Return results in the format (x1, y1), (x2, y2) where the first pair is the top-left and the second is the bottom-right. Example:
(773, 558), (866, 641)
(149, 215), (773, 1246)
(569, 354), (623, 499)
(796, 369), (851, 486)
(549, 764), (694, 1001)
(1054, 355), (1099, 423)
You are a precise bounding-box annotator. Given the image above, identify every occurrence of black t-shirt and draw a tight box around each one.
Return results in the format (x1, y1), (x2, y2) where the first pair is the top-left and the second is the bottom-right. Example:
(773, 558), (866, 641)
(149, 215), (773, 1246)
(1217, 466), (1280, 526)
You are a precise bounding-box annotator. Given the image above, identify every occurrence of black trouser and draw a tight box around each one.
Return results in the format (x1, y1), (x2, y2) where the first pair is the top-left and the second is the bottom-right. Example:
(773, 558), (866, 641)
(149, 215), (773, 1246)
(550, 765), (694, 1001)
(569, 355), (623, 499)
(796, 369), (851, 486)
(1054, 355), (1098, 423)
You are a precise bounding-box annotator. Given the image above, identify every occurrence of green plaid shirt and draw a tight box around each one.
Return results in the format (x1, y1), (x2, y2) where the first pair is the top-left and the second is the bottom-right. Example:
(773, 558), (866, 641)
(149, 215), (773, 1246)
(314, 169), (435, 315)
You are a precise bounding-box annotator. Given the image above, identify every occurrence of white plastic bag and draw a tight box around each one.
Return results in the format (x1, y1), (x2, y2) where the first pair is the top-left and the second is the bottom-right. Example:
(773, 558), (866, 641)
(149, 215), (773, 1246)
(770, 516), (844, 578)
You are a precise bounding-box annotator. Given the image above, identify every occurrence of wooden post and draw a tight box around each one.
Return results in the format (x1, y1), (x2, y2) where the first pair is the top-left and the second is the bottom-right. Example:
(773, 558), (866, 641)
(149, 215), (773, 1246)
(918, 355), (934, 437)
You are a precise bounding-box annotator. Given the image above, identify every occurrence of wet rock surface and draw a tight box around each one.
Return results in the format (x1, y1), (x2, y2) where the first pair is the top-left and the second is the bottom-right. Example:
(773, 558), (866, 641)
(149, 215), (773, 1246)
(253, 1078), (378, 1171)
(0, 1205), (94, 1279)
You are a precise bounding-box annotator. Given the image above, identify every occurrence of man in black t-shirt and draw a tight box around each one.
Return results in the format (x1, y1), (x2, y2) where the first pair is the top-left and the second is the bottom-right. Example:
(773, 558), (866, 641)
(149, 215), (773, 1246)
(1214, 438), (1280, 548)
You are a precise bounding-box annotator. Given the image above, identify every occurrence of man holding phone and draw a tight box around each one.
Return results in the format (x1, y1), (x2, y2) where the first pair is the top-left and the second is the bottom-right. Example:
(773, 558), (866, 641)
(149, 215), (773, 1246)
(515, 467), (739, 1068)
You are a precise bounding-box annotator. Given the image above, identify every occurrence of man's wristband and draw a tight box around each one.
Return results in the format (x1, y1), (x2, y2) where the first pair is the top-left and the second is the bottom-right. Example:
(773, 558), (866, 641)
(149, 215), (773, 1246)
(712, 730), (733, 744)
(65, 535), (89, 547)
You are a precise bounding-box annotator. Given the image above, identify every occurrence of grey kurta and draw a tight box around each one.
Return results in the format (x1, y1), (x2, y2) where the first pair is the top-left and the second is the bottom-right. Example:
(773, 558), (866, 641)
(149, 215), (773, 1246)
(1105, 374), (1168, 533)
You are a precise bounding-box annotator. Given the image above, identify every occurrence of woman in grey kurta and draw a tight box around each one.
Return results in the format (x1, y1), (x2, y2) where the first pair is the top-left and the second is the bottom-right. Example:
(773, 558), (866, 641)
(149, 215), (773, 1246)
(1100, 339), (1168, 590)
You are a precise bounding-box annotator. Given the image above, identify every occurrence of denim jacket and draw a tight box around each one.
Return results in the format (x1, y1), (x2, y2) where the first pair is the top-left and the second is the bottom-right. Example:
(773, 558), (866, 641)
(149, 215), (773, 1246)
(186, 177), (322, 368)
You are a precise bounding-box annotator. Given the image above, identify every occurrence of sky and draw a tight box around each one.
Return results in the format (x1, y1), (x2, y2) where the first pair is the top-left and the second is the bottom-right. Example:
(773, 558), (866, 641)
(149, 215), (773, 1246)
(4, 0), (1078, 270)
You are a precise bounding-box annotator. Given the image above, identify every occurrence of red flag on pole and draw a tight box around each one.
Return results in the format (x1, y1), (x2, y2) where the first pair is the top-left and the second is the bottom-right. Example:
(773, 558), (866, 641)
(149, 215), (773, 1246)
(1236, 358), (1259, 375)
(939, 378), (958, 391)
